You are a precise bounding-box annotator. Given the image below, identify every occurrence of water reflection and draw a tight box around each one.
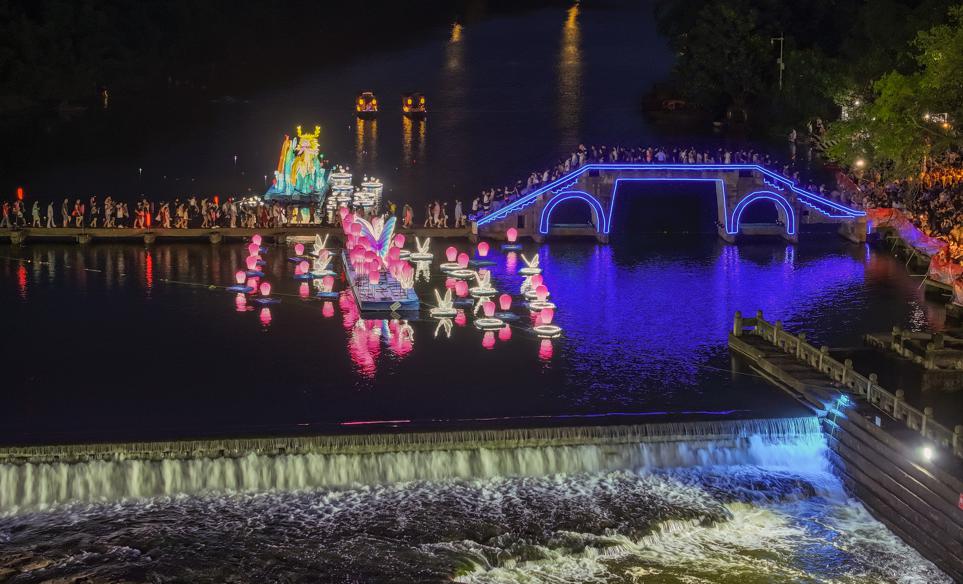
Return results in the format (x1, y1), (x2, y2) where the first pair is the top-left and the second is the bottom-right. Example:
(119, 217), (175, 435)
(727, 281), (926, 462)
(401, 116), (426, 167)
(354, 119), (377, 169)
(557, 3), (582, 148)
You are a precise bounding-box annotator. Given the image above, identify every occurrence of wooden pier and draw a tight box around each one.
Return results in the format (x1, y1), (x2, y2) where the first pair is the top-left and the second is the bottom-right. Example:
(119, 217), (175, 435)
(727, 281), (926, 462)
(729, 311), (963, 581)
(0, 226), (472, 246)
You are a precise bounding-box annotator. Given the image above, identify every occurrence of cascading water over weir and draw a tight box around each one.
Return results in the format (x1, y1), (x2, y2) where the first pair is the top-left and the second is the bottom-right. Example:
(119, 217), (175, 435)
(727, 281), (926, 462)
(0, 417), (823, 512)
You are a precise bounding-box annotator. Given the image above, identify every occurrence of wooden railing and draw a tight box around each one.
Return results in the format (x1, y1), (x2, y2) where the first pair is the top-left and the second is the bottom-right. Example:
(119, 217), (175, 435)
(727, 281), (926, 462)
(733, 310), (963, 459)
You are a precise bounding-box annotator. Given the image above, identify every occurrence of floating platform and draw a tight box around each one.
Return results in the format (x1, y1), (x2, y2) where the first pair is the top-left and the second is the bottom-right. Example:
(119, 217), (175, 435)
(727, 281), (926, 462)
(341, 251), (419, 312)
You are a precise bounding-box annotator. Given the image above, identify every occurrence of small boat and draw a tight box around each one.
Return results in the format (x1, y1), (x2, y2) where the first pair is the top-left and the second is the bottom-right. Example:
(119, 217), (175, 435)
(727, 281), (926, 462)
(402, 92), (427, 118)
(356, 92), (378, 119)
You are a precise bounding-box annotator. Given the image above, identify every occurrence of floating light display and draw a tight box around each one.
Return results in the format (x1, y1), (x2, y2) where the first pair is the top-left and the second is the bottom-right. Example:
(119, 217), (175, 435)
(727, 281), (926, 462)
(527, 300), (556, 311)
(539, 338), (554, 360)
(317, 274), (338, 299)
(469, 269), (497, 297)
(235, 271), (246, 284)
(499, 294), (512, 311)
(256, 281), (280, 304)
(264, 126), (328, 201)
(519, 253), (541, 275)
(312, 234), (329, 257)
(525, 284), (551, 301)
(322, 301), (335, 318)
(227, 269), (255, 293)
(245, 256), (264, 277)
(410, 237), (434, 260)
(446, 247), (458, 262)
(430, 288), (458, 317)
(533, 305), (561, 337)
(294, 243), (305, 256)
(299, 282), (310, 298)
(248, 243), (260, 256)
(260, 282), (272, 296)
(477, 241), (490, 257)
(455, 280), (469, 297)
(502, 227), (522, 251)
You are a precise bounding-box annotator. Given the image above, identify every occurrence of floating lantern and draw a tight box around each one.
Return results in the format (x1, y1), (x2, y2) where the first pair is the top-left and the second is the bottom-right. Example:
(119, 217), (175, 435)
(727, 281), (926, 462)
(260, 282), (272, 296)
(368, 269), (381, 285)
(455, 280), (469, 297)
(252, 234), (262, 246)
(482, 301), (496, 317)
(535, 285), (549, 301)
(247, 243), (259, 256)
(388, 247), (401, 261)
(298, 260), (309, 274)
(446, 247), (458, 262)
(299, 282), (309, 298)
(507, 228), (518, 243)
(245, 256), (259, 271)
(499, 294), (512, 311)
(351, 222), (363, 236)
(455, 310), (467, 326)
(457, 253), (470, 268)
(499, 326), (512, 341)
(539, 338), (554, 360)
(294, 243), (305, 256)
(235, 271), (246, 285)
(410, 237), (434, 260)
(253, 282), (278, 304)
(322, 275), (334, 291)
(519, 253), (541, 275)
(530, 274), (544, 288)
(540, 308), (555, 324)
(430, 288), (458, 318)
(482, 331), (496, 350)
(394, 234), (406, 248)
(477, 241), (490, 257)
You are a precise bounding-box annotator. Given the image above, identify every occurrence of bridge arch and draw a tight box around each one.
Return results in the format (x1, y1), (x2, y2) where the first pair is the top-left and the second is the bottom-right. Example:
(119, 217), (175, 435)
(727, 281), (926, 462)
(539, 190), (607, 235)
(730, 190), (796, 236)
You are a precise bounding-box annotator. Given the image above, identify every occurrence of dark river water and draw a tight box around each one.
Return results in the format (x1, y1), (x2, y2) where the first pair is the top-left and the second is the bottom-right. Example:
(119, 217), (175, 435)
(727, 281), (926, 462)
(0, 2), (955, 582)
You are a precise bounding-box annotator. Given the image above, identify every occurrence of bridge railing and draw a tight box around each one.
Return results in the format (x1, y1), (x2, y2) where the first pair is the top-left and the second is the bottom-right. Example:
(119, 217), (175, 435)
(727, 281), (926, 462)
(733, 310), (963, 459)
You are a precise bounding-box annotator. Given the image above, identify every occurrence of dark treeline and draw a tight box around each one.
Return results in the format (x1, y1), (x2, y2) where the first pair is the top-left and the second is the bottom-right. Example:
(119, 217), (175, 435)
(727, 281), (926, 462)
(0, 0), (559, 113)
(653, 0), (958, 129)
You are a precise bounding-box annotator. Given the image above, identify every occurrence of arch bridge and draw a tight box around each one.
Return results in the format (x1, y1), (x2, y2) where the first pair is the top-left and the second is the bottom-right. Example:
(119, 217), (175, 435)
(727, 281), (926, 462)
(473, 164), (866, 243)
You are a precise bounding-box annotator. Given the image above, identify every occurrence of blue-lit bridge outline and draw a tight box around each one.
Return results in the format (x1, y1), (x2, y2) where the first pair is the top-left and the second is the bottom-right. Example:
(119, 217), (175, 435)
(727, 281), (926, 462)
(475, 164), (865, 238)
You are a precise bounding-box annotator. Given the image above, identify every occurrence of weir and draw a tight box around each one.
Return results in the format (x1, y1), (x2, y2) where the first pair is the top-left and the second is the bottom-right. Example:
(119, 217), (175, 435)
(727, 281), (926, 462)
(0, 417), (820, 511)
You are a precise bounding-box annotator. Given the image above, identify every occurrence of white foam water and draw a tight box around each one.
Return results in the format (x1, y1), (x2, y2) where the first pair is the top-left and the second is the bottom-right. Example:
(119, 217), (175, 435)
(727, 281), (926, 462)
(0, 417), (823, 512)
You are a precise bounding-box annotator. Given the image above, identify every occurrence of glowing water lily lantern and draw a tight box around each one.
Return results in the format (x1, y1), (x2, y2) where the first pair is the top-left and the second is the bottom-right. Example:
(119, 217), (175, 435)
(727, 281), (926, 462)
(294, 243), (305, 256)
(235, 270), (246, 285)
(455, 280), (469, 297)
(446, 247), (458, 262)
(499, 326), (512, 341)
(252, 234), (263, 246)
(394, 234), (406, 248)
(507, 228), (518, 243)
(247, 243), (260, 256)
(535, 285), (549, 301)
(499, 294), (512, 312)
(245, 256), (259, 271)
(482, 300), (496, 317)
(457, 253), (470, 268)
(477, 241), (490, 257)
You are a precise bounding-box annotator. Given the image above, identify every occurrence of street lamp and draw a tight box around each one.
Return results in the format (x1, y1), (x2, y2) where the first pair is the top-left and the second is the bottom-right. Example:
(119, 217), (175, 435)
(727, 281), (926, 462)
(771, 34), (785, 91)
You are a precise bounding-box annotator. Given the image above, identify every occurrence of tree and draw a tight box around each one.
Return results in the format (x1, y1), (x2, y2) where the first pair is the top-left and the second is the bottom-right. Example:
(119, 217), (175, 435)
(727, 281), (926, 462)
(673, 1), (771, 119)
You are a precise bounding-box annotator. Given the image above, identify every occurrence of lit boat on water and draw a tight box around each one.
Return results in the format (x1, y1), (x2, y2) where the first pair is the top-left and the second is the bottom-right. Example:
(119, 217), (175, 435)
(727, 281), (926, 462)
(356, 92), (378, 119)
(402, 92), (427, 118)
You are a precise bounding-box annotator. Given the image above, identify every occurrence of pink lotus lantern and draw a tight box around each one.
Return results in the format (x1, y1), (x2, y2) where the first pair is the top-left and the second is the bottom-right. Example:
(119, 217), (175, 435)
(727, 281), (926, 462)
(245, 256), (258, 271)
(368, 269), (380, 285)
(394, 234), (406, 248)
(339, 207), (350, 220)
(540, 308), (555, 324)
(446, 246), (458, 262)
(246, 277), (258, 290)
(499, 294), (512, 311)
(457, 253), (470, 268)
(252, 234), (262, 246)
(259, 307), (272, 326)
(235, 270), (246, 285)
(388, 247), (401, 261)
(298, 260), (309, 274)
(294, 243), (305, 256)
(351, 222), (363, 236)
(445, 277), (457, 289)
(299, 282), (309, 298)
(322, 302), (335, 318)
(321, 275), (335, 292)
(402, 263), (414, 280)
(477, 241), (490, 257)
(530, 274), (543, 288)
(507, 227), (518, 243)
(482, 301), (496, 317)
(535, 285), (549, 301)
(482, 331), (496, 350)
(247, 243), (259, 256)
(259, 282), (272, 297)
(499, 326), (512, 341)
(455, 280), (468, 297)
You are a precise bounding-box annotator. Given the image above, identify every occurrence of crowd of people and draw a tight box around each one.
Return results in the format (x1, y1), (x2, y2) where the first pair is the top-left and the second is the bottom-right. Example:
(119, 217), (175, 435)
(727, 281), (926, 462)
(468, 143), (844, 220)
(848, 158), (963, 260)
